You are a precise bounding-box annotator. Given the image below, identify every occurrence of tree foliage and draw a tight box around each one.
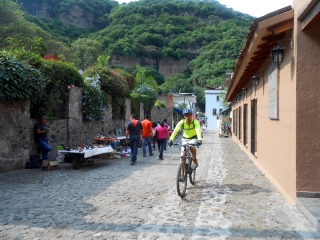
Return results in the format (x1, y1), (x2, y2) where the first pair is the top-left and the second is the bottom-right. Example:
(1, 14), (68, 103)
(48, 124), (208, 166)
(2, 0), (255, 112)
(84, 66), (131, 98)
(0, 53), (45, 103)
(70, 38), (104, 69)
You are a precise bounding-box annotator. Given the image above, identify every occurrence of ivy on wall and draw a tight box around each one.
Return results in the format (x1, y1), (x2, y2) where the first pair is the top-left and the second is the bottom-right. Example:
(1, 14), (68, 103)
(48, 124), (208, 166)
(154, 100), (166, 109)
(82, 79), (108, 121)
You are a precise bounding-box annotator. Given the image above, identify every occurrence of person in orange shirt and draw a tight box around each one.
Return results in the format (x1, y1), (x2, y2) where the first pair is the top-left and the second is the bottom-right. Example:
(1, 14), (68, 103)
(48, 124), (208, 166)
(141, 114), (154, 157)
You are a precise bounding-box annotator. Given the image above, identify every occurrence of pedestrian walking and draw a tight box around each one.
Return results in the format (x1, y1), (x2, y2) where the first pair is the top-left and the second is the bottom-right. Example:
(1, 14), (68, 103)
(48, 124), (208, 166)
(126, 114), (142, 165)
(155, 121), (168, 160)
(141, 114), (154, 157)
(152, 122), (157, 150)
(163, 118), (170, 150)
(216, 115), (221, 136)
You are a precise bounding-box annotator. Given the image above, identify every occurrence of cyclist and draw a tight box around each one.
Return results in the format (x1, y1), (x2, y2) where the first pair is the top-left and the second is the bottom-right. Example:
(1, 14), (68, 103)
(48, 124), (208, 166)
(168, 108), (202, 168)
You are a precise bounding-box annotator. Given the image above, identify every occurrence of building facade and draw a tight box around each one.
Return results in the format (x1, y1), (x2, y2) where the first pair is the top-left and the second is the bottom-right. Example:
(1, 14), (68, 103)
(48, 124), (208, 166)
(226, 0), (320, 205)
(205, 87), (225, 130)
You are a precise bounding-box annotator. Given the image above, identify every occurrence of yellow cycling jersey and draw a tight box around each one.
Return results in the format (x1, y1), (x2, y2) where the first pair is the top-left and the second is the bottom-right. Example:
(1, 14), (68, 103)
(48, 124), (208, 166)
(170, 119), (202, 141)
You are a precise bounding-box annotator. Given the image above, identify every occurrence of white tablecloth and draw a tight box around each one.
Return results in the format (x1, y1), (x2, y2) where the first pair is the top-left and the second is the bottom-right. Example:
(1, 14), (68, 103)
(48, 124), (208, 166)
(58, 146), (113, 158)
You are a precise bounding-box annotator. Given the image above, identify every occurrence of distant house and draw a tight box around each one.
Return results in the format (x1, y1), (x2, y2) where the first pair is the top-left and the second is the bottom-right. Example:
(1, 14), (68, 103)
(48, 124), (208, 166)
(204, 86), (225, 130)
(226, 0), (320, 206)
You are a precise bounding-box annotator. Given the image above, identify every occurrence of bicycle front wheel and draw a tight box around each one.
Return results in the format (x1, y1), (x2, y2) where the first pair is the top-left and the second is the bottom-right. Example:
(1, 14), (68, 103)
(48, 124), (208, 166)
(189, 164), (196, 185)
(176, 162), (187, 198)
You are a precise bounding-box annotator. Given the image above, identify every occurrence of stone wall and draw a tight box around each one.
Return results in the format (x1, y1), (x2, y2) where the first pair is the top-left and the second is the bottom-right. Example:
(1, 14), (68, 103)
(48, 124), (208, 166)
(0, 88), (133, 172)
(150, 94), (174, 127)
(0, 88), (180, 172)
(0, 100), (31, 171)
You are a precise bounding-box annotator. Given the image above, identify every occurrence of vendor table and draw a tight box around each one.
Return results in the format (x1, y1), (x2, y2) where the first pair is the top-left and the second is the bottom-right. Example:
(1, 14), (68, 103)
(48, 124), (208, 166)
(94, 136), (127, 150)
(94, 136), (126, 141)
(58, 146), (113, 169)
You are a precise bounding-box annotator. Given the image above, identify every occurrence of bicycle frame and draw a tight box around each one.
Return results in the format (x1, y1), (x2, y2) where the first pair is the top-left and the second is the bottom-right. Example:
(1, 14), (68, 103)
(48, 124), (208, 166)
(181, 144), (193, 163)
(175, 142), (197, 198)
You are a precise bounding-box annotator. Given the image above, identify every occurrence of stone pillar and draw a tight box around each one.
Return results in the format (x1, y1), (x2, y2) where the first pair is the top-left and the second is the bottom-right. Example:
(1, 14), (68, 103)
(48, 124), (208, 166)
(140, 102), (144, 121)
(125, 98), (131, 124)
(67, 87), (83, 145)
(104, 95), (112, 124)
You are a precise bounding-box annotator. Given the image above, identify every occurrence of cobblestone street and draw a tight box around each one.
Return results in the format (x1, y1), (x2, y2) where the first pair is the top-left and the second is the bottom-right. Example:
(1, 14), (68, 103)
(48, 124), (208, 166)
(0, 130), (319, 239)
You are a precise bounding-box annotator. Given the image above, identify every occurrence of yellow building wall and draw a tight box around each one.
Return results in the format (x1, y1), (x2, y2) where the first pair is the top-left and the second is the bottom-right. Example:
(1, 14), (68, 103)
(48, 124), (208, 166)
(232, 30), (297, 205)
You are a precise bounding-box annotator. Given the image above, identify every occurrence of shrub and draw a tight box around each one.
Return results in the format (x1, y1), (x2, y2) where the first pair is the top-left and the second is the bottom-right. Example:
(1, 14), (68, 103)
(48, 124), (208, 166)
(85, 66), (130, 97)
(82, 78), (108, 121)
(0, 54), (45, 103)
(132, 84), (158, 113)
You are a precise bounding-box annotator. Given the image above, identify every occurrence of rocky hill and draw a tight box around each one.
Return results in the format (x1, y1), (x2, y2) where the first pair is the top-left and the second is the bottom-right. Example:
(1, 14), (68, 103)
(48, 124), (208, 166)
(12, 0), (254, 85)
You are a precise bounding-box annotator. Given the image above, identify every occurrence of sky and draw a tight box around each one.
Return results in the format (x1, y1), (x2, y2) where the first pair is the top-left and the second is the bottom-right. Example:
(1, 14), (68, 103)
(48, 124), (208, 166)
(116, 0), (292, 18)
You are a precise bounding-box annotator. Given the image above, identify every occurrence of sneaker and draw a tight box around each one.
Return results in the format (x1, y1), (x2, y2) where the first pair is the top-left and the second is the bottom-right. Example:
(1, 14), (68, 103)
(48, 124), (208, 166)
(192, 160), (198, 169)
(159, 157), (164, 160)
(149, 153), (154, 156)
(130, 162), (135, 165)
(179, 174), (185, 182)
(143, 155), (146, 157)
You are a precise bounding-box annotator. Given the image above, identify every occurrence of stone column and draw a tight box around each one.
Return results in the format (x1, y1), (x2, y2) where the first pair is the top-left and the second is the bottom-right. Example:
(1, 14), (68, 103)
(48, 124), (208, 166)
(67, 87), (83, 146)
(140, 102), (144, 121)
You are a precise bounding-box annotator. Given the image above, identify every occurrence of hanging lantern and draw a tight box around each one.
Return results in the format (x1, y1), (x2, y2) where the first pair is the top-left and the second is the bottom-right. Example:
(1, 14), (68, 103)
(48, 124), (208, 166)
(271, 43), (285, 63)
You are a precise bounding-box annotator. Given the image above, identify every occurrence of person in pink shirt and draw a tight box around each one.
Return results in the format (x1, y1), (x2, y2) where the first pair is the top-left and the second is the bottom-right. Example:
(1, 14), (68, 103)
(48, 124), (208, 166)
(155, 121), (169, 160)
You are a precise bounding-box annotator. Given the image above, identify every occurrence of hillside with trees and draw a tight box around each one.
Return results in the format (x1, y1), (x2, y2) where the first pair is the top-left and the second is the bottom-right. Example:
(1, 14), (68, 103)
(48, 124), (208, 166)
(2, 0), (254, 112)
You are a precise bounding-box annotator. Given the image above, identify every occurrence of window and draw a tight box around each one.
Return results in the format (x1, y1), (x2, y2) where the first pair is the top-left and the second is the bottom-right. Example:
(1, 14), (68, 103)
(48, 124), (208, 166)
(216, 96), (220, 101)
(219, 109), (223, 113)
(212, 109), (217, 115)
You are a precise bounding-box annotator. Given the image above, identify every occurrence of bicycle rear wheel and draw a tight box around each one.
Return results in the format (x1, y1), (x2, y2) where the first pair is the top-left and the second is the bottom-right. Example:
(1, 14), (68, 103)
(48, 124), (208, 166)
(176, 162), (187, 198)
(189, 164), (196, 185)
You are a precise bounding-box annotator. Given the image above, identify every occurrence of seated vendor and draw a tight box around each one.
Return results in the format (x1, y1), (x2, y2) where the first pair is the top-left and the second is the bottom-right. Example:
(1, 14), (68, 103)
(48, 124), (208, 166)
(109, 130), (120, 149)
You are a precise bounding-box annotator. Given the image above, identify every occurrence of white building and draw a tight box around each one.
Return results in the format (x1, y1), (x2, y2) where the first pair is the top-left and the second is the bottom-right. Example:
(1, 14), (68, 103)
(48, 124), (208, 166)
(205, 87), (225, 130)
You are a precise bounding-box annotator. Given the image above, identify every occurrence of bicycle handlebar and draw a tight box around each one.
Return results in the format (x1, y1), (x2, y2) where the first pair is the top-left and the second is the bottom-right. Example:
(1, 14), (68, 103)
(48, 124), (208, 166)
(169, 142), (199, 148)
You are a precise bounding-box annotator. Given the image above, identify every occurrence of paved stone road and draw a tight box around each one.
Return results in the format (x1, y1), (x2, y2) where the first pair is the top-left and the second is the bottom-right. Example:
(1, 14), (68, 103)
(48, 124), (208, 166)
(1, 130), (320, 239)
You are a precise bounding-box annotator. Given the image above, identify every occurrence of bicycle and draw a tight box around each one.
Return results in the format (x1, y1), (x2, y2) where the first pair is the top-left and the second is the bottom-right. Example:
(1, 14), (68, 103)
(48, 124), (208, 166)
(173, 142), (198, 198)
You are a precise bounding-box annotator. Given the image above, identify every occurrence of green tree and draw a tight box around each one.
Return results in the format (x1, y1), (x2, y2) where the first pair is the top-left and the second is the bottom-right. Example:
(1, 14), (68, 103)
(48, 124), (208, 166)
(70, 38), (104, 70)
(134, 65), (158, 92)
(159, 73), (193, 94)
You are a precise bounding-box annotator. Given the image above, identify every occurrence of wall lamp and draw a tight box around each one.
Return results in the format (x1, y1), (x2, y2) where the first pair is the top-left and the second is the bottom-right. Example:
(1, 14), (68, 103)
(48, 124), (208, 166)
(237, 93), (241, 101)
(271, 42), (285, 64)
(242, 87), (247, 98)
(251, 75), (260, 88)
